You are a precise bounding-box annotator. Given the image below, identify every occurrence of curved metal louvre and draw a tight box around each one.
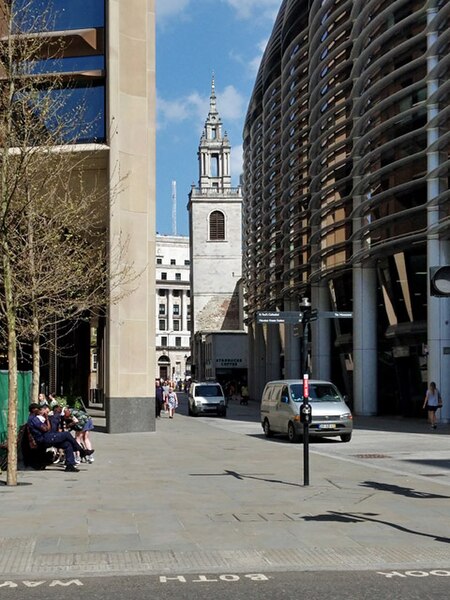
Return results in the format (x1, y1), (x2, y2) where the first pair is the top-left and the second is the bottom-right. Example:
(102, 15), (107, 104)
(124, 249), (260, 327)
(242, 0), (449, 311)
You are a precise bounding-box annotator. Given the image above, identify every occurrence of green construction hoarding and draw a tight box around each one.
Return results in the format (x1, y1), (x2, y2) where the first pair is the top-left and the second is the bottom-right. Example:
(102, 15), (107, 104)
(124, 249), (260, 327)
(0, 371), (32, 443)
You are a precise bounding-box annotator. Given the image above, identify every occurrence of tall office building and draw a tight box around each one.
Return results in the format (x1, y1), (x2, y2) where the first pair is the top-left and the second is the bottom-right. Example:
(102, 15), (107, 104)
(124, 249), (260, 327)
(243, 0), (449, 420)
(0, 1), (156, 432)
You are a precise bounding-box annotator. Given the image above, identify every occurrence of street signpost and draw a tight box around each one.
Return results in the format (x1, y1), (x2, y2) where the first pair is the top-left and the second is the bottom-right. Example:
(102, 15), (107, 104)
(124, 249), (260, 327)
(256, 305), (353, 487)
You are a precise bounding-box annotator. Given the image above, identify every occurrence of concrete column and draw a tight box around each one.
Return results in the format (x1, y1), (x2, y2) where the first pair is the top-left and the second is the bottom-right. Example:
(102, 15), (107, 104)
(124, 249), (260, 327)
(254, 322), (267, 401)
(284, 302), (301, 378)
(353, 266), (377, 415)
(311, 281), (331, 380)
(266, 325), (281, 381)
(426, 4), (450, 423)
(105, 0), (156, 433)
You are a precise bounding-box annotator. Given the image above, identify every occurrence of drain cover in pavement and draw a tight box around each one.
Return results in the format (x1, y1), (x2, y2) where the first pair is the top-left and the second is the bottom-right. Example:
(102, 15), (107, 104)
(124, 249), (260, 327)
(353, 453), (391, 459)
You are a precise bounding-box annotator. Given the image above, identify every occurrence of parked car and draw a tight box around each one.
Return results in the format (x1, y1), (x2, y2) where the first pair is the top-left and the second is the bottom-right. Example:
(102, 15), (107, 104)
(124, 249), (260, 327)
(188, 382), (227, 417)
(260, 379), (353, 443)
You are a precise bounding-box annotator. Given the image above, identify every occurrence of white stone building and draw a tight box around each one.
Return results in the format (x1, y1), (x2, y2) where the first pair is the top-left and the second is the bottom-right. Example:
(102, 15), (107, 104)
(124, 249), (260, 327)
(155, 235), (191, 382)
(188, 77), (246, 383)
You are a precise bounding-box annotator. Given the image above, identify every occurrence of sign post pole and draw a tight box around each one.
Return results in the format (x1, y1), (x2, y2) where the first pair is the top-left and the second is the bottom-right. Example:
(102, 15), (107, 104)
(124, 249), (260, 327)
(301, 374), (311, 486)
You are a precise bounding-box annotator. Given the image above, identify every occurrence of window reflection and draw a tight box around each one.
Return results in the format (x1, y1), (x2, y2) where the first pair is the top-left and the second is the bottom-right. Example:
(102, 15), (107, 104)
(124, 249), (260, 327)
(13, 0), (105, 32)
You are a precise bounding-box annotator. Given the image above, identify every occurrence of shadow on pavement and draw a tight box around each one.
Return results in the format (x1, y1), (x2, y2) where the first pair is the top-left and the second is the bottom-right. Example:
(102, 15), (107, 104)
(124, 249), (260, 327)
(189, 468), (302, 487)
(303, 510), (450, 544)
(360, 480), (450, 499)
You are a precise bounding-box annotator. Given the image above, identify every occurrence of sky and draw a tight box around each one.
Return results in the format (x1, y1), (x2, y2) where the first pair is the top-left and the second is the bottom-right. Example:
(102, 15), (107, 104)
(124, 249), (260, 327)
(155, 0), (282, 236)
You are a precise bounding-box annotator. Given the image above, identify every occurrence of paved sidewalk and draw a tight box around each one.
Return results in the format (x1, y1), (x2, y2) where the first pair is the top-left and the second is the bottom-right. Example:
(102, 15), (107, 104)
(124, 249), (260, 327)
(0, 397), (449, 579)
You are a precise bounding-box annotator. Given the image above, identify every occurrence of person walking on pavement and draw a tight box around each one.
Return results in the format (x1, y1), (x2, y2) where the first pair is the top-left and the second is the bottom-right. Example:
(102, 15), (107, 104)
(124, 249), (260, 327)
(155, 380), (164, 418)
(423, 381), (443, 429)
(167, 386), (178, 419)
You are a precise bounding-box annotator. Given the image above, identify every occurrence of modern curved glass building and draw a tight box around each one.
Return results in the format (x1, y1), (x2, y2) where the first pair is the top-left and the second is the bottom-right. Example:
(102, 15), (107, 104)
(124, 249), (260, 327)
(243, 0), (449, 420)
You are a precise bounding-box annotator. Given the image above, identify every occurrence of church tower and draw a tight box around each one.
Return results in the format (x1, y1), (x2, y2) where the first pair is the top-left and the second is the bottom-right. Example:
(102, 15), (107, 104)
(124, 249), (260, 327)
(188, 76), (243, 380)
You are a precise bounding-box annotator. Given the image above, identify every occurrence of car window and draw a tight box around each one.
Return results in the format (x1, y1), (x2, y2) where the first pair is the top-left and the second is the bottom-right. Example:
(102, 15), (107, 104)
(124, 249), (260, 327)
(290, 383), (342, 402)
(195, 385), (222, 397)
(310, 384), (342, 402)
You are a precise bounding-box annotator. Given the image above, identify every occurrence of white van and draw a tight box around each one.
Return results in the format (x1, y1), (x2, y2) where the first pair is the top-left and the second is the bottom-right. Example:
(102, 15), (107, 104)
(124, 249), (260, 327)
(188, 382), (227, 417)
(260, 379), (353, 443)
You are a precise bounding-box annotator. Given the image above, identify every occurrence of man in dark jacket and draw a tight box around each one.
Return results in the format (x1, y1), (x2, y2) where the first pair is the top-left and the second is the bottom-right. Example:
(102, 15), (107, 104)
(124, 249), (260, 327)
(27, 403), (93, 472)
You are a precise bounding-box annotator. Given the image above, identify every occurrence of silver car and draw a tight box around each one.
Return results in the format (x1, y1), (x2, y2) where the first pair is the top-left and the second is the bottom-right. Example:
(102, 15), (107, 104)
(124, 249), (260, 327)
(260, 379), (353, 443)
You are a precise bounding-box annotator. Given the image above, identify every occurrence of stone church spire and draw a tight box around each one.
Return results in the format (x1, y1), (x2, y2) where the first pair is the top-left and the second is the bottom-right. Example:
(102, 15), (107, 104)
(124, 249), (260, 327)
(198, 75), (231, 190)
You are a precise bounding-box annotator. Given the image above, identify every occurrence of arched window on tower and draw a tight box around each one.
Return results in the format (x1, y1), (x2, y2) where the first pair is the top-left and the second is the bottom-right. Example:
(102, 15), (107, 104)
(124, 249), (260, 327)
(209, 210), (225, 241)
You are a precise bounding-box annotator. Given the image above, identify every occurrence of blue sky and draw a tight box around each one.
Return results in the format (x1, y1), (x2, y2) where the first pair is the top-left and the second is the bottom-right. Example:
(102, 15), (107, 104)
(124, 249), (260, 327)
(155, 0), (281, 236)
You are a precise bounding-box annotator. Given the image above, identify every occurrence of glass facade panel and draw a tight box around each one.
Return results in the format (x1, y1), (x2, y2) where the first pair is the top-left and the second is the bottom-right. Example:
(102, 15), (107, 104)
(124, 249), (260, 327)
(13, 0), (105, 32)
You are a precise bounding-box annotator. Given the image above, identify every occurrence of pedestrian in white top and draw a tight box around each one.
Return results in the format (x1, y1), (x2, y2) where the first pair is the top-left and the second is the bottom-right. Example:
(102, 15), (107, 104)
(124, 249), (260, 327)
(167, 387), (178, 419)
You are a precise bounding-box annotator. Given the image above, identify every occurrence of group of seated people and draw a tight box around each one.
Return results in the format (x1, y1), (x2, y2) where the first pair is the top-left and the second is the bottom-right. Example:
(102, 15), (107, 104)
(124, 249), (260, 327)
(24, 399), (94, 473)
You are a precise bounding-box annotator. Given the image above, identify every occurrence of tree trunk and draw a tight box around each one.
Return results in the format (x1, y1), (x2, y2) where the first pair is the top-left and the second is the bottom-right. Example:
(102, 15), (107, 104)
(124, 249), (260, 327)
(32, 321), (40, 404)
(3, 254), (18, 487)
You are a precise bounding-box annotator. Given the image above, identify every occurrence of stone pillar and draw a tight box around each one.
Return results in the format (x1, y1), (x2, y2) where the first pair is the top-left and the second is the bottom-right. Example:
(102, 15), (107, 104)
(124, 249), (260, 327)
(311, 281), (331, 380)
(353, 265), (377, 415)
(105, 0), (156, 433)
(253, 322), (267, 401)
(426, 4), (450, 423)
(284, 302), (301, 379)
(266, 325), (281, 381)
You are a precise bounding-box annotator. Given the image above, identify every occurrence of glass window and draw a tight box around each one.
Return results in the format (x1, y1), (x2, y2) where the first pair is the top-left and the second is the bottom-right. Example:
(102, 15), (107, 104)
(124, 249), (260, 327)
(175, 337), (181, 347)
(161, 336), (167, 347)
(13, 0), (105, 32)
(173, 304), (180, 316)
(157, 258), (162, 265)
(209, 211), (225, 240)
(171, 259), (176, 265)
(184, 260), (190, 266)
(159, 304), (165, 315)
(158, 289), (166, 296)
(159, 319), (166, 331)
(173, 320), (180, 331)
(161, 273), (167, 280)
(173, 290), (180, 297)
(175, 273), (181, 281)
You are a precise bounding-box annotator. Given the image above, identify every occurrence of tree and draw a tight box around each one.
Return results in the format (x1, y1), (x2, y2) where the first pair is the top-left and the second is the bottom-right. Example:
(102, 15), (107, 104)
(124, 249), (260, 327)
(0, 1), (135, 485)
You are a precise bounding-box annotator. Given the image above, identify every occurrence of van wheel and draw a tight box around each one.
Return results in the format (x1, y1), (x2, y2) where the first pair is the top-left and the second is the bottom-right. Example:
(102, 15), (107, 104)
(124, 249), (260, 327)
(263, 419), (273, 438)
(288, 422), (301, 443)
(340, 433), (352, 443)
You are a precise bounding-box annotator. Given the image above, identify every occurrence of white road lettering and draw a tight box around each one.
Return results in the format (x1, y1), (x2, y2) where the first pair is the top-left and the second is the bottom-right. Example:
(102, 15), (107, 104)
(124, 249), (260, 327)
(49, 580), (83, 587)
(378, 570), (450, 578)
(159, 573), (269, 584)
(23, 582), (45, 587)
(219, 575), (240, 582)
(159, 576), (187, 583)
(0, 582), (18, 588)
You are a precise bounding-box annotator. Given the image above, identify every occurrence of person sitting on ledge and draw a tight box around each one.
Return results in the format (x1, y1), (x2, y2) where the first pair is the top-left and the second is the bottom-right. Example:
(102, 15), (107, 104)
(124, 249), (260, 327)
(27, 403), (94, 472)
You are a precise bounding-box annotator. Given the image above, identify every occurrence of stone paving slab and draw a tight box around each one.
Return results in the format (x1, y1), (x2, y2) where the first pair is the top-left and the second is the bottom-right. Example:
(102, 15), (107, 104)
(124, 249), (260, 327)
(0, 400), (449, 578)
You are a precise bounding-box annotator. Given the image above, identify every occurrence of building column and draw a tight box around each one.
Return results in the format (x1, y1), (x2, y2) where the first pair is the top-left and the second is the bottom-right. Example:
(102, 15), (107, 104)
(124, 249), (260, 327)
(284, 302), (301, 378)
(105, 0), (156, 433)
(265, 325), (281, 381)
(353, 265), (377, 415)
(426, 3), (450, 423)
(311, 281), (331, 380)
(253, 322), (267, 402)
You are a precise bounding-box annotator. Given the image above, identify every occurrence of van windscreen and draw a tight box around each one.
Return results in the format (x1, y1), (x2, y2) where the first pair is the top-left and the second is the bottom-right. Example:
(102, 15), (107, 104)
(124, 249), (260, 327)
(290, 383), (342, 402)
(195, 385), (222, 397)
